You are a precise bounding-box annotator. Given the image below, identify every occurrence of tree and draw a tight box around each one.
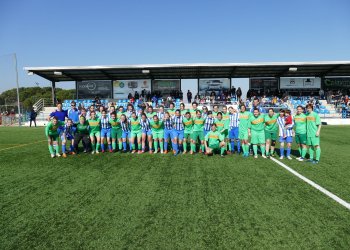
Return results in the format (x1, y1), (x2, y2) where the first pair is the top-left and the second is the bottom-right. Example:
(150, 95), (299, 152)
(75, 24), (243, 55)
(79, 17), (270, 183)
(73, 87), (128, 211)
(0, 87), (75, 112)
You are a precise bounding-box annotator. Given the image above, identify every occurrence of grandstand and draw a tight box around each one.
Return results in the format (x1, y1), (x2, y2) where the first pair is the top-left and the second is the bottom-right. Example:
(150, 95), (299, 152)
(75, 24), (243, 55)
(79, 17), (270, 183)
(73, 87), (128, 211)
(19, 61), (350, 125)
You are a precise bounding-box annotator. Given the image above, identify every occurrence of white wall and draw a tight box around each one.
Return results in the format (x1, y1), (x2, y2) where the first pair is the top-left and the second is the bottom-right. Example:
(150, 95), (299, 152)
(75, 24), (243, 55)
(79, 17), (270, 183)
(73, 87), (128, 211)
(181, 79), (198, 99)
(232, 78), (249, 100)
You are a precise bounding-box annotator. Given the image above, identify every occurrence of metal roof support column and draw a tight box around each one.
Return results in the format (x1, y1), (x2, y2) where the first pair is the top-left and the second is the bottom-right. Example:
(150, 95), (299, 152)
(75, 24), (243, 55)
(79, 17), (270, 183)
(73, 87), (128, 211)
(51, 81), (56, 106)
(197, 78), (200, 96)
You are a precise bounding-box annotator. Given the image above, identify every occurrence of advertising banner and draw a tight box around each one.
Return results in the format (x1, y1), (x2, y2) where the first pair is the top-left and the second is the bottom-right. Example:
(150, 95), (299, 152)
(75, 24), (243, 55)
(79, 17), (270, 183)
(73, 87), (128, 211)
(77, 80), (112, 99)
(199, 78), (230, 96)
(152, 79), (181, 96)
(280, 77), (321, 89)
(324, 78), (350, 89)
(113, 79), (151, 99)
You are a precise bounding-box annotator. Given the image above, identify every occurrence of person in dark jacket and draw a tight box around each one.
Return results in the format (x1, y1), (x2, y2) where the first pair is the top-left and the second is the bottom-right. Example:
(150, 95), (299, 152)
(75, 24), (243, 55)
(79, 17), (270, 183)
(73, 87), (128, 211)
(187, 90), (193, 104)
(30, 108), (37, 127)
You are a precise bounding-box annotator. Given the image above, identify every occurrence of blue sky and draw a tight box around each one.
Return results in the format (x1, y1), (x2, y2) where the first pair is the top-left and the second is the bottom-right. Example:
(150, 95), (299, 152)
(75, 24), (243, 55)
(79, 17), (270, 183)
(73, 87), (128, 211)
(0, 0), (349, 93)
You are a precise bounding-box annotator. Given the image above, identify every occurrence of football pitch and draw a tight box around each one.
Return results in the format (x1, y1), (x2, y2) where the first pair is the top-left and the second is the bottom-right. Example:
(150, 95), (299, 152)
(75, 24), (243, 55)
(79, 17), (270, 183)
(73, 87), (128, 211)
(0, 126), (349, 249)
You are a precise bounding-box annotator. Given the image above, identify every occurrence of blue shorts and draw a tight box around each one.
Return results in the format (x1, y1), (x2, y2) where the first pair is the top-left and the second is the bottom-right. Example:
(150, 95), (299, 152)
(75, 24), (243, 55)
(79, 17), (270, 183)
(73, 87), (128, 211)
(279, 136), (293, 143)
(57, 126), (65, 135)
(142, 129), (152, 136)
(60, 134), (74, 141)
(101, 128), (111, 138)
(229, 127), (239, 139)
(172, 130), (184, 140)
(122, 130), (131, 139)
(164, 129), (173, 140)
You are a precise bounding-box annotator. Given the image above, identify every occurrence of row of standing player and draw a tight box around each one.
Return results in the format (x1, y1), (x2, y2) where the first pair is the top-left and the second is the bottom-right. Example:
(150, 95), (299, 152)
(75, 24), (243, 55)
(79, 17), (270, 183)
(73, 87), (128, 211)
(45, 101), (321, 163)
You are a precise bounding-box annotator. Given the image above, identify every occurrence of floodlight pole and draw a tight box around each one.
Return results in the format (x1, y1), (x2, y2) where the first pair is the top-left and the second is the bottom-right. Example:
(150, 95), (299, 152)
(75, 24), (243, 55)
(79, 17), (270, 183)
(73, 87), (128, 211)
(14, 53), (21, 126)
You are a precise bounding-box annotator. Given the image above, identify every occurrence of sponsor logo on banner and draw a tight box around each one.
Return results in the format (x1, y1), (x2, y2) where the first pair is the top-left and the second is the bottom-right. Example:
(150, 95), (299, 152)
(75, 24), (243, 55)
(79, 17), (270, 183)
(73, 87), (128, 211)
(113, 80), (151, 99)
(199, 78), (230, 96)
(280, 78), (321, 89)
(77, 80), (112, 99)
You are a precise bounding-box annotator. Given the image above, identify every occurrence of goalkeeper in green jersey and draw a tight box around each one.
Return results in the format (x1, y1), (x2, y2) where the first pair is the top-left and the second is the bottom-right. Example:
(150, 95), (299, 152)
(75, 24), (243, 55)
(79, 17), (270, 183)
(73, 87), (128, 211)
(182, 112), (194, 154)
(74, 116), (91, 153)
(167, 102), (176, 117)
(180, 103), (188, 116)
(117, 106), (126, 119)
(150, 115), (165, 154)
(294, 106), (308, 161)
(191, 110), (205, 154)
(87, 111), (101, 154)
(238, 105), (251, 157)
(264, 108), (278, 158)
(248, 108), (266, 159)
(189, 102), (199, 117)
(306, 104), (322, 164)
(129, 112), (142, 154)
(221, 106), (232, 152)
(109, 112), (122, 152)
(45, 116), (65, 158)
(146, 106), (157, 121)
(214, 112), (229, 155)
(204, 123), (226, 157)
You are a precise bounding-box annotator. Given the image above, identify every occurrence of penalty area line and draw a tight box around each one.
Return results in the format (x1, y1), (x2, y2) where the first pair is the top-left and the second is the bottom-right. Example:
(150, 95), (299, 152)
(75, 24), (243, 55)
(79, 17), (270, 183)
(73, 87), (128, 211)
(269, 156), (350, 211)
(0, 140), (46, 152)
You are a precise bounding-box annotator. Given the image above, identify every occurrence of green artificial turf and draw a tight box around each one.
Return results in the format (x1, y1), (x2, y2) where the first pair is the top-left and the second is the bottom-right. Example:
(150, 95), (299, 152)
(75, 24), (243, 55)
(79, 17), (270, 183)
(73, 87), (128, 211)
(0, 126), (349, 249)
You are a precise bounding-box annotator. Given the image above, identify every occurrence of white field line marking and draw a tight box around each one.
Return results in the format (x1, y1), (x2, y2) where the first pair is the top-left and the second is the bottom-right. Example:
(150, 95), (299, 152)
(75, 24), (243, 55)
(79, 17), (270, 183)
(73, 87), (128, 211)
(270, 156), (350, 210)
(0, 140), (46, 151)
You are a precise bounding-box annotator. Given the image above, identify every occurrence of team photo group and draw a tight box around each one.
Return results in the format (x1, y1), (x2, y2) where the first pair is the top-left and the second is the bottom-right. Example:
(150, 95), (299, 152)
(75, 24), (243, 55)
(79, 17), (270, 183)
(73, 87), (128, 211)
(45, 98), (322, 163)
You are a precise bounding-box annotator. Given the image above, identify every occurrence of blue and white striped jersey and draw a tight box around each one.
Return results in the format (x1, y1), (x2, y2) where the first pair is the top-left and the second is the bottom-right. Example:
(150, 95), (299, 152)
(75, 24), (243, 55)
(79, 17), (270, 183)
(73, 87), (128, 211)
(140, 119), (151, 131)
(277, 116), (294, 137)
(172, 116), (184, 130)
(204, 117), (215, 131)
(229, 113), (240, 129)
(100, 116), (111, 129)
(120, 120), (131, 131)
(125, 110), (133, 118)
(164, 118), (173, 130)
(157, 112), (165, 120)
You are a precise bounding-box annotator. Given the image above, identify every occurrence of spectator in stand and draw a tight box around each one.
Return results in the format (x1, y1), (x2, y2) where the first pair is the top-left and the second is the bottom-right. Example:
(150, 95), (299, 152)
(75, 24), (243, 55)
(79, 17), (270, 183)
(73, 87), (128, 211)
(77, 103), (83, 111)
(210, 91), (216, 103)
(134, 91), (140, 100)
(236, 87), (242, 100)
(151, 94), (158, 107)
(194, 93), (200, 102)
(128, 93), (133, 100)
(179, 90), (183, 100)
(94, 96), (102, 108)
(272, 96), (278, 105)
(141, 89), (146, 98)
(231, 86), (236, 99)
(187, 90), (192, 104)
(246, 89), (252, 99)
(319, 89), (325, 100)
(29, 107), (37, 127)
(343, 95), (349, 105)
(326, 90), (333, 104)
(146, 91), (151, 102)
